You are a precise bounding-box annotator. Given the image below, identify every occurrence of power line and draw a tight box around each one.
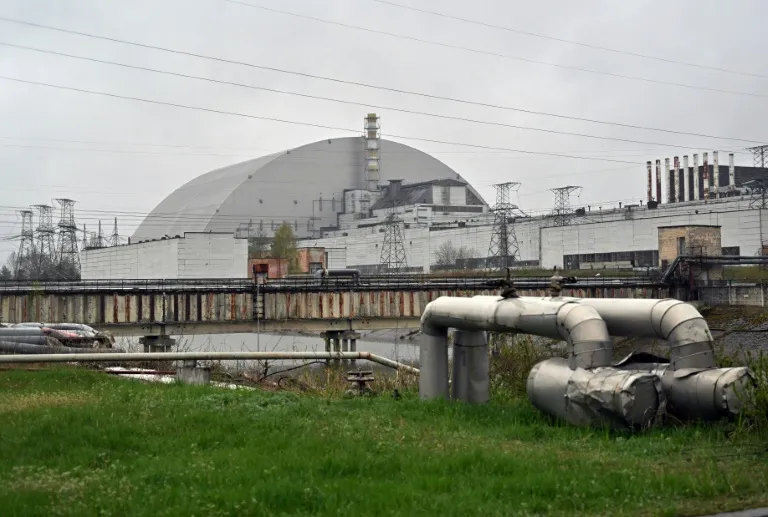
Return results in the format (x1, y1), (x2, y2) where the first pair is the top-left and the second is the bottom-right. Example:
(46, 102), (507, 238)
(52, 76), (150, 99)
(0, 41), (732, 152)
(0, 16), (762, 145)
(0, 41), (728, 152)
(371, 0), (767, 80)
(0, 75), (647, 166)
(219, 0), (767, 100)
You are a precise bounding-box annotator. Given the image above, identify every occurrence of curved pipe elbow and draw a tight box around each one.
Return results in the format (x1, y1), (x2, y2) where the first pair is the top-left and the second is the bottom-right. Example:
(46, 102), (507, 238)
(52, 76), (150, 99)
(652, 300), (715, 369)
(556, 304), (612, 369)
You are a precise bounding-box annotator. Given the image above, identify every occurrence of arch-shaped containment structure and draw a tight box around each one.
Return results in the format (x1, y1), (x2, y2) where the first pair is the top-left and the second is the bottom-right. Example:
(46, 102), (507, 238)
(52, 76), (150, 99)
(132, 137), (487, 242)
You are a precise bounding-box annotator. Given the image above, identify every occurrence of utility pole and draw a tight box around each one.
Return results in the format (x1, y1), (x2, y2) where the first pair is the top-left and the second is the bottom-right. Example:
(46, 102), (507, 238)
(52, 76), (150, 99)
(550, 186), (582, 226)
(487, 182), (521, 270)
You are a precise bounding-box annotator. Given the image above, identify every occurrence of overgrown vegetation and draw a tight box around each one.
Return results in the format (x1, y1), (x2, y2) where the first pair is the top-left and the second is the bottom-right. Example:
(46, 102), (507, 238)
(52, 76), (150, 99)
(2, 363), (767, 516)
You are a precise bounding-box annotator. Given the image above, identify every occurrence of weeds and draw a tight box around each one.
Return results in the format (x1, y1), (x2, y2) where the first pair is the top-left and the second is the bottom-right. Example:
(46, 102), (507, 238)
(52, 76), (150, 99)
(488, 333), (565, 400)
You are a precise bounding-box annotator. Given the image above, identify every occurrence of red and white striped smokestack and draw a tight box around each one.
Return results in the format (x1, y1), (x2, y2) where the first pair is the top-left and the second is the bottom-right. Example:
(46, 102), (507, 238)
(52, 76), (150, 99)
(665, 158), (672, 203)
(655, 159), (662, 203)
(703, 152), (710, 200)
(729, 153), (736, 193)
(693, 154), (700, 200)
(646, 161), (653, 203)
(673, 156), (680, 202)
(683, 155), (689, 202)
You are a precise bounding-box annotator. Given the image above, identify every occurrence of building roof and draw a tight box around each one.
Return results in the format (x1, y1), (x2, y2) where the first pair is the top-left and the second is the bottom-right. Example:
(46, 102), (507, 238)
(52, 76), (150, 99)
(370, 178), (484, 211)
(132, 137), (488, 241)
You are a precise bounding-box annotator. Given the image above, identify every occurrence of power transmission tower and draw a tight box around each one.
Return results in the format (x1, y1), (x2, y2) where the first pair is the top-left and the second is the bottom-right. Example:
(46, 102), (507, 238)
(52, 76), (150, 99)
(32, 204), (57, 277)
(550, 186), (582, 226)
(379, 201), (408, 273)
(109, 217), (120, 247)
(92, 220), (106, 249)
(81, 224), (89, 251)
(748, 145), (768, 168)
(55, 198), (80, 273)
(748, 178), (768, 209)
(15, 210), (36, 278)
(487, 182), (521, 270)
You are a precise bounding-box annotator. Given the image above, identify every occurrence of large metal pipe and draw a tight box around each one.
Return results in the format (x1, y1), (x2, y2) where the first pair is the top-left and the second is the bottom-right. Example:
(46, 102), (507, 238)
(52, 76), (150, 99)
(646, 161), (653, 203)
(451, 330), (489, 403)
(693, 153), (700, 200)
(559, 298), (715, 370)
(655, 159), (662, 203)
(527, 358), (664, 431)
(713, 151), (719, 198)
(682, 155), (689, 202)
(0, 341), (120, 355)
(615, 353), (754, 421)
(419, 296), (612, 399)
(0, 350), (420, 374)
(729, 153), (736, 193)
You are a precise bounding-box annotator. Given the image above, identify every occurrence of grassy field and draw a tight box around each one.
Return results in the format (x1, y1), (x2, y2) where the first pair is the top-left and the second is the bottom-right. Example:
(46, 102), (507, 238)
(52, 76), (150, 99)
(1, 367), (767, 517)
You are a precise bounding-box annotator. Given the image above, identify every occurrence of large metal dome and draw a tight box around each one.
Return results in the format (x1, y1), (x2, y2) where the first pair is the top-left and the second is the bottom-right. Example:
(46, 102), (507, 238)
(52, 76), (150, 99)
(132, 136), (486, 241)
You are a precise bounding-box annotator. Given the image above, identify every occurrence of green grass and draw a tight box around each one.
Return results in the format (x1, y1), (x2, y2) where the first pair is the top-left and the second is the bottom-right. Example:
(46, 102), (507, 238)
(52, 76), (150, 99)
(1, 368), (767, 517)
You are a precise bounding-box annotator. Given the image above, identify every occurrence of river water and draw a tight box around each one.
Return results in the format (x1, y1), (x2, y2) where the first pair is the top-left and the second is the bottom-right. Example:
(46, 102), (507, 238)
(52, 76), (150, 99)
(114, 328), (422, 370)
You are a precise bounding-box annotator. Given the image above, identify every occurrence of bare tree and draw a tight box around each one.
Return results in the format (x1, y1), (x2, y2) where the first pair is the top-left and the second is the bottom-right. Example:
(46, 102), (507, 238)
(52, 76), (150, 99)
(435, 241), (477, 267)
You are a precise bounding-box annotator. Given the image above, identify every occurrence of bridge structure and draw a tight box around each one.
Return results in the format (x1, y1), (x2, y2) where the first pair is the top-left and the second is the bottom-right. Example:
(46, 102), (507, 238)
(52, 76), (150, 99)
(0, 276), (668, 339)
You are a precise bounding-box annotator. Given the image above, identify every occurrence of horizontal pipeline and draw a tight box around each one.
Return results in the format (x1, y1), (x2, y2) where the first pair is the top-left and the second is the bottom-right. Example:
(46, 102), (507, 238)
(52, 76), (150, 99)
(0, 351), (420, 374)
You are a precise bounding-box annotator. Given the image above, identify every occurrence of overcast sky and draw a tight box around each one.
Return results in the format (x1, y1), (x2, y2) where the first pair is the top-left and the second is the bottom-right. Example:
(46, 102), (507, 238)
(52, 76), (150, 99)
(0, 0), (766, 262)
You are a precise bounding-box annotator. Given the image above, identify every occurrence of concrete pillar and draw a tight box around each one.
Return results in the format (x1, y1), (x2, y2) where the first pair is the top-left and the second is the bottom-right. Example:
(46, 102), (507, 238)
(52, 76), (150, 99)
(176, 359), (211, 385)
(139, 335), (175, 353)
(451, 330), (489, 404)
(350, 338), (357, 366)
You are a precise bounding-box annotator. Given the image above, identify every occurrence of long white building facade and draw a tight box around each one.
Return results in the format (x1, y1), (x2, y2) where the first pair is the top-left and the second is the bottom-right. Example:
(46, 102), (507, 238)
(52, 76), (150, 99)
(303, 195), (764, 272)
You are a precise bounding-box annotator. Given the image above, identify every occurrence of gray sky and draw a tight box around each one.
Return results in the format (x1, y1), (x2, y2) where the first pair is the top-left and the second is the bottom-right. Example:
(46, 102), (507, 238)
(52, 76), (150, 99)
(0, 0), (766, 262)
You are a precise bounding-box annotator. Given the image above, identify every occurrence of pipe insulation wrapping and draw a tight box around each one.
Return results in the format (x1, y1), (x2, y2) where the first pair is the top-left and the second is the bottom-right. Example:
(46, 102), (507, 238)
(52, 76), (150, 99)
(661, 367), (754, 420)
(527, 358), (665, 431)
(451, 330), (489, 404)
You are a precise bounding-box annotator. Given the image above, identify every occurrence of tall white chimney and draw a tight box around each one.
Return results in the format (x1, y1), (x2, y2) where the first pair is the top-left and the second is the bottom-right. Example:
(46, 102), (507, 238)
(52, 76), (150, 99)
(673, 156), (680, 202)
(729, 153), (736, 193)
(646, 161), (653, 203)
(713, 151), (719, 199)
(655, 159), (662, 203)
(703, 152), (710, 200)
(683, 155), (689, 202)
(693, 154), (700, 200)
(665, 158), (672, 203)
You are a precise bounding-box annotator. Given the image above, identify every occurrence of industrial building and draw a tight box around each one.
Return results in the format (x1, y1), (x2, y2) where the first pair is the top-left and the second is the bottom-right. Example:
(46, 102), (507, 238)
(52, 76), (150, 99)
(91, 112), (765, 280)
(81, 233), (248, 280)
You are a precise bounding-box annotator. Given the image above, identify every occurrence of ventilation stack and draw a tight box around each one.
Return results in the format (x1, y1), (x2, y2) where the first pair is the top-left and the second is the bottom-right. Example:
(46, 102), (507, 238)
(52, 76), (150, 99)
(729, 153), (736, 194)
(713, 151), (720, 199)
(655, 159), (662, 203)
(665, 158), (672, 203)
(364, 113), (381, 192)
(703, 152), (710, 200)
(682, 155), (689, 202)
(693, 154), (700, 201)
(646, 161), (653, 203)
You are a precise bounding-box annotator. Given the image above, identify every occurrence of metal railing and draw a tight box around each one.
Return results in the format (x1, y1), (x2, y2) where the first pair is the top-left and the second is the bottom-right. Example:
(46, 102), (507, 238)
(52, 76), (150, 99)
(0, 274), (663, 294)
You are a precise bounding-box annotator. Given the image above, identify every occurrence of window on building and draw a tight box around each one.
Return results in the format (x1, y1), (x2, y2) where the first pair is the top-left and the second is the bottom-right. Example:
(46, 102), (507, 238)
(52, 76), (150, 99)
(677, 237), (686, 256)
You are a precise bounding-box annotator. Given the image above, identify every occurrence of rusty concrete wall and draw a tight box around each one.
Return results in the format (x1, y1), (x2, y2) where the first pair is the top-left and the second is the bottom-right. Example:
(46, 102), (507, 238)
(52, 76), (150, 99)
(0, 292), (253, 325)
(260, 286), (671, 320)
